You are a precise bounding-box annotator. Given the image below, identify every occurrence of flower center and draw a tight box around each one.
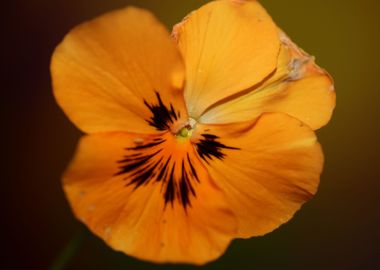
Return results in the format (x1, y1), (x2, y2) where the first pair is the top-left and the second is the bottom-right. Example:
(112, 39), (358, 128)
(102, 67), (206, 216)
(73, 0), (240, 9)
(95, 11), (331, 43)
(175, 118), (197, 139)
(114, 94), (240, 209)
(178, 126), (191, 138)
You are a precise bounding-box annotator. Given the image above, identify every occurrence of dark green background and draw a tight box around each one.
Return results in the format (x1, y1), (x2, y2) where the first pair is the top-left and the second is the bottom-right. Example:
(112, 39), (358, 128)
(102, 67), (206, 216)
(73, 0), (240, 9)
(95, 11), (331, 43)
(4, 0), (380, 269)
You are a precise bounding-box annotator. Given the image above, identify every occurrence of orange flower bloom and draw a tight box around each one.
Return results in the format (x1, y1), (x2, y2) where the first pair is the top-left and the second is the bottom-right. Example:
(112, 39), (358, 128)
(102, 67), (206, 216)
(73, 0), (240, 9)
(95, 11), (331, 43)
(51, 0), (335, 265)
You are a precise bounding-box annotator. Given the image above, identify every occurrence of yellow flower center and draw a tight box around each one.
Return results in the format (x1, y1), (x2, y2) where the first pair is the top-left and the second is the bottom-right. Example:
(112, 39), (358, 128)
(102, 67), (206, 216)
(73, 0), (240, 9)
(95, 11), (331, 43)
(178, 127), (190, 137)
(176, 118), (197, 139)
(176, 125), (193, 141)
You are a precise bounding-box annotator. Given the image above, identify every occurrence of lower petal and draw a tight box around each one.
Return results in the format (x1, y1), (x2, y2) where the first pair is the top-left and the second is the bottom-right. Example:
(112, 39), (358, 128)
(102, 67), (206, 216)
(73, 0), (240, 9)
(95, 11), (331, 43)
(63, 133), (236, 264)
(193, 113), (323, 238)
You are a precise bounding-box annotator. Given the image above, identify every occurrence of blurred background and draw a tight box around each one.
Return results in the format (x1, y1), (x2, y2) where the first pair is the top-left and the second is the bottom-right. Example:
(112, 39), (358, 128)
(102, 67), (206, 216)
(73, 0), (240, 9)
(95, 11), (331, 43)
(3, 0), (380, 269)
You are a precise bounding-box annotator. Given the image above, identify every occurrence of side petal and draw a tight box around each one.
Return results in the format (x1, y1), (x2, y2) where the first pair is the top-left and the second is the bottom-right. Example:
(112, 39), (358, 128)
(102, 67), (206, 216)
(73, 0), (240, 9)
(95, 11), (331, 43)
(200, 31), (336, 130)
(193, 113), (323, 238)
(173, 0), (280, 119)
(51, 7), (187, 134)
(64, 133), (236, 264)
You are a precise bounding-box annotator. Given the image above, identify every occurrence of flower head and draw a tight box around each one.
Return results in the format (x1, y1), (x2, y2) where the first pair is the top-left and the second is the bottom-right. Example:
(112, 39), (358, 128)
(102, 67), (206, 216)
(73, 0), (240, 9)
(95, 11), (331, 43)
(51, 0), (335, 265)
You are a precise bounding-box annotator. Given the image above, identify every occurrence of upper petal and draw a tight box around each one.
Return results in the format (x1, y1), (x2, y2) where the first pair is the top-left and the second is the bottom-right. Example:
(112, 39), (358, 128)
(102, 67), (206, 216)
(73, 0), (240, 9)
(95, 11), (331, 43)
(193, 113), (323, 238)
(200, 30), (336, 130)
(51, 7), (187, 134)
(64, 132), (236, 264)
(173, 0), (280, 119)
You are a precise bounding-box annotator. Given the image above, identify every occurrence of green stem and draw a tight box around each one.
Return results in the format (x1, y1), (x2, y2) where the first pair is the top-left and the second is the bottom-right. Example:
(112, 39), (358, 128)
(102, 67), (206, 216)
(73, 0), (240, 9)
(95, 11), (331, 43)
(49, 229), (87, 270)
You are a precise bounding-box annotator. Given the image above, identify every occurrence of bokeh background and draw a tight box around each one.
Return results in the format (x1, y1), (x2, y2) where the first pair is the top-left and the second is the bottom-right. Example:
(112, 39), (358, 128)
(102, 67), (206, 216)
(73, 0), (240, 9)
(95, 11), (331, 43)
(4, 0), (380, 269)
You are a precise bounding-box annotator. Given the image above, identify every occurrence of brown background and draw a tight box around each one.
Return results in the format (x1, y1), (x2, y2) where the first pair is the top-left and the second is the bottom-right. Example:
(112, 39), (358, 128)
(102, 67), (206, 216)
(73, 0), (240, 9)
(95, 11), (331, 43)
(3, 0), (380, 269)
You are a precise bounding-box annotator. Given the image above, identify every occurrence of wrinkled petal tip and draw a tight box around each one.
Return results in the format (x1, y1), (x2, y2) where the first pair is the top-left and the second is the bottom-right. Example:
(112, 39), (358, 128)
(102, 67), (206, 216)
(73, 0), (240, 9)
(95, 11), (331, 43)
(200, 27), (336, 130)
(279, 29), (336, 92)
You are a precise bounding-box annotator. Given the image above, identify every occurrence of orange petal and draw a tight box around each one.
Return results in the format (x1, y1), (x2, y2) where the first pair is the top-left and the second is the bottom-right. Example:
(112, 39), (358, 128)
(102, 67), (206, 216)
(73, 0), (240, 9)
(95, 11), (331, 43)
(173, 0), (280, 119)
(193, 113), (323, 238)
(64, 132), (236, 264)
(200, 30), (336, 130)
(51, 7), (187, 134)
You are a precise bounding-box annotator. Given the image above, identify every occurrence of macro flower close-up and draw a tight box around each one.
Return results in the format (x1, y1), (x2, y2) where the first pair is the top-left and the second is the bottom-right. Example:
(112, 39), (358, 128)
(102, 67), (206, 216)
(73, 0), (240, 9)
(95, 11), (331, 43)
(51, 0), (336, 265)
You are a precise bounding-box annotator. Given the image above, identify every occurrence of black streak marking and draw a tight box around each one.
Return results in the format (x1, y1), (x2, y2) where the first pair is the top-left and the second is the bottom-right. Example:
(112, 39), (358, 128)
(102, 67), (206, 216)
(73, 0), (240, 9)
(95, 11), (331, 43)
(116, 133), (238, 208)
(156, 158), (170, 182)
(144, 92), (180, 131)
(164, 165), (176, 207)
(116, 139), (200, 209)
(196, 134), (240, 163)
(115, 93), (240, 209)
(126, 140), (165, 150)
(115, 139), (200, 211)
(187, 153), (199, 182)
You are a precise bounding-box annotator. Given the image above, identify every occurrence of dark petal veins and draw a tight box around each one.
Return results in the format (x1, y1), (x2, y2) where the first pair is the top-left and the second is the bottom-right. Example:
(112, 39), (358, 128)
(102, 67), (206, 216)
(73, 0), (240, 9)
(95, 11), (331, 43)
(116, 133), (239, 209)
(144, 92), (181, 131)
(127, 140), (165, 150)
(187, 153), (199, 183)
(196, 134), (240, 163)
(164, 165), (176, 207)
(156, 158), (170, 182)
(116, 137), (201, 210)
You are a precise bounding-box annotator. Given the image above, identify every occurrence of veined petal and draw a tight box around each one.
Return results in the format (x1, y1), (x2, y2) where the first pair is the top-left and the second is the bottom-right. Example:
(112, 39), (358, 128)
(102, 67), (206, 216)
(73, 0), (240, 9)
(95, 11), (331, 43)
(193, 113), (323, 238)
(173, 0), (280, 119)
(200, 30), (336, 130)
(51, 7), (187, 134)
(64, 132), (236, 264)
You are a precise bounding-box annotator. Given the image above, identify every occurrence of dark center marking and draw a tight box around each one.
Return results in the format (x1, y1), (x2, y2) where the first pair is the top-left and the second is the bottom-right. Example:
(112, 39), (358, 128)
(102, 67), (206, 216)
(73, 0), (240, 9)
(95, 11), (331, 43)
(114, 94), (240, 209)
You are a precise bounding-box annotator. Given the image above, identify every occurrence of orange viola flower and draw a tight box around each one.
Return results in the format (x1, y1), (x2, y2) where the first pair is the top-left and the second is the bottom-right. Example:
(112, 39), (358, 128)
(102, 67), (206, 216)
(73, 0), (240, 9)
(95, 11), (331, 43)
(51, 0), (335, 265)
